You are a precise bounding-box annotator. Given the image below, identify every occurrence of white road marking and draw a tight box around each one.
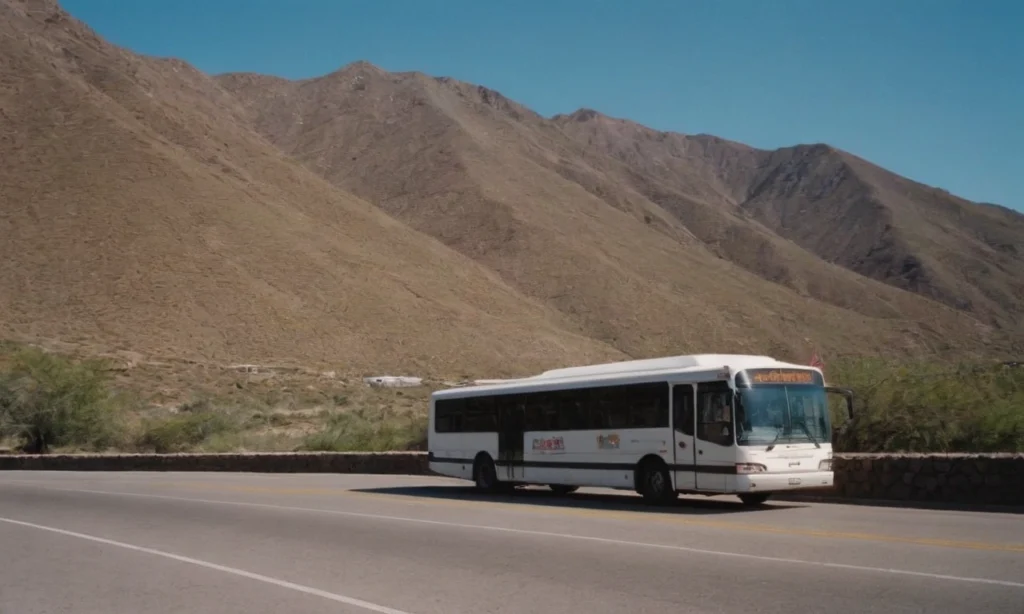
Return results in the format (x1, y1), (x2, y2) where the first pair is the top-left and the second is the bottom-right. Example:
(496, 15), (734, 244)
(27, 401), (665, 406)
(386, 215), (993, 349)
(0, 515), (415, 614)
(5, 482), (1024, 589)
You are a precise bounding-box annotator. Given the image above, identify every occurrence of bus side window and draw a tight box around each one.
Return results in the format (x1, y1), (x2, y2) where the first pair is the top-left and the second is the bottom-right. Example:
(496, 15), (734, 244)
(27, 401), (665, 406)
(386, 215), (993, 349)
(448, 399), (464, 431)
(526, 391), (559, 432)
(464, 396), (497, 432)
(584, 387), (608, 430)
(697, 384), (733, 446)
(524, 393), (544, 431)
(433, 401), (450, 433)
(553, 389), (584, 430)
(630, 382), (670, 428)
(605, 386), (630, 429)
(673, 385), (694, 436)
(440, 398), (465, 433)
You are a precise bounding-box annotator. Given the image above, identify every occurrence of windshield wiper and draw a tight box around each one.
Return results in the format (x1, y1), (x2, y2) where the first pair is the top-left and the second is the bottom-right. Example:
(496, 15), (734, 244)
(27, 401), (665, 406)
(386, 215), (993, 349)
(794, 421), (821, 448)
(765, 427), (783, 452)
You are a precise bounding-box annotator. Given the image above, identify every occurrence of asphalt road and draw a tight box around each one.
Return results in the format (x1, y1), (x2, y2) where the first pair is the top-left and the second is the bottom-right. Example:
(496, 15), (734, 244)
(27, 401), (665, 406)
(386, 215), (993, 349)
(0, 472), (1021, 614)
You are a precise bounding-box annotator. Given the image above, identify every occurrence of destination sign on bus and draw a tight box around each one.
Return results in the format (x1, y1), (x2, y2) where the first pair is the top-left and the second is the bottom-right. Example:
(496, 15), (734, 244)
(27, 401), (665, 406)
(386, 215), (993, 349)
(743, 368), (822, 386)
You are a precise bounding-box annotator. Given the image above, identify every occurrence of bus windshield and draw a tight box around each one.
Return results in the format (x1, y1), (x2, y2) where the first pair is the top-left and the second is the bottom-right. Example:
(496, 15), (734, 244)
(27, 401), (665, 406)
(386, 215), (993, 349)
(734, 369), (830, 447)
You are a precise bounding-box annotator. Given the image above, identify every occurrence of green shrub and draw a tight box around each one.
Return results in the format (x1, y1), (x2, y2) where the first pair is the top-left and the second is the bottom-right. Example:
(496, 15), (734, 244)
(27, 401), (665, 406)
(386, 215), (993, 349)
(0, 348), (125, 453)
(828, 358), (1024, 453)
(3, 344), (1017, 455)
(135, 401), (238, 453)
(197, 430), (302, 453)
(297, 407), (426, 452)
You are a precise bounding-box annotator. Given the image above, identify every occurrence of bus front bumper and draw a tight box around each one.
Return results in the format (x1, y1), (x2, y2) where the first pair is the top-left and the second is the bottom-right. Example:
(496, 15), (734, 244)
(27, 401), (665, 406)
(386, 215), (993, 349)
(735, 471), (833, 493)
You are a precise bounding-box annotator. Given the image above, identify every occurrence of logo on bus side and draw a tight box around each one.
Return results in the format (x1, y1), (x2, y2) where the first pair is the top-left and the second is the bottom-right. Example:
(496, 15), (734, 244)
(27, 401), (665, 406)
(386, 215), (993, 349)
(532, 436), (565, 453)
(597, 434), (620, 450)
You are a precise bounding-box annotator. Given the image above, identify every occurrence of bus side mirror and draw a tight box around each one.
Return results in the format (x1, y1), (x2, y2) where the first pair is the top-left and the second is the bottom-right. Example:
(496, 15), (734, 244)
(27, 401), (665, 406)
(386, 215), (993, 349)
(825, 386), (854, 420)
(824, 386), (855, 449)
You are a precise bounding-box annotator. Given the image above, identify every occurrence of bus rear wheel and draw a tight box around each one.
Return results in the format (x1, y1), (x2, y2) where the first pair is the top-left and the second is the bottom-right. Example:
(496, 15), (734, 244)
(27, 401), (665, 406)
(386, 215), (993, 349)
(638, 459), (677, 505)
(473, 455), (499, 492)
(548, 484), (579, 495)
(738, 493), (771, 506)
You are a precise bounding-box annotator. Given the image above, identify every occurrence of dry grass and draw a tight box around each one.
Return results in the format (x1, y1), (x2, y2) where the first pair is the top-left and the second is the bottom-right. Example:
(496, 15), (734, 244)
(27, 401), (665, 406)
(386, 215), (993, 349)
(4, 344), (1021, 454)
(122, 351), (435, 454)
(113, 370), (430, 453)
(0, 341), (433, 453)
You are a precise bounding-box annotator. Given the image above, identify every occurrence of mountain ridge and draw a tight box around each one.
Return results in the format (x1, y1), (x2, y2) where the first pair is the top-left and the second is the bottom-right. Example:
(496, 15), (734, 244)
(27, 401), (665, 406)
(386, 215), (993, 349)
(2, 0), (1020, 384)
(216, 61), (1023, 360)
(0, 0), (627, 377)
(545, 101), (1024, 330)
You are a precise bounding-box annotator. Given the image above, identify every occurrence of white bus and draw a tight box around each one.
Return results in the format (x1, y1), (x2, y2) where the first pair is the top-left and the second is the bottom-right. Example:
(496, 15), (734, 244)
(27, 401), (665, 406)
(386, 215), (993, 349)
(427, 354), (853, 506)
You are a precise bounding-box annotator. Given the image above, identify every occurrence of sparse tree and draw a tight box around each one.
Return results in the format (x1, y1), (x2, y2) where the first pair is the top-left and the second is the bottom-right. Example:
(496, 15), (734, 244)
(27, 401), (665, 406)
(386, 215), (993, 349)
(0, 348), (124, 453)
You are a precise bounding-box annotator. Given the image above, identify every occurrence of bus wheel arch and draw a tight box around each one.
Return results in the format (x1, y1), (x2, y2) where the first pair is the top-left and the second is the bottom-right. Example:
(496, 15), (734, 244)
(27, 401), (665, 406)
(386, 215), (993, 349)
(738, 492), (771, 506)
(635, 455), (677, 505)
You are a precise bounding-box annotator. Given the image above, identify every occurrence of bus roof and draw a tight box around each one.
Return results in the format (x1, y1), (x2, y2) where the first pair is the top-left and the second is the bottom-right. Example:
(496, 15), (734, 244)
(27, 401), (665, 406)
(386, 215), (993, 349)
(433, 354), (820, 398)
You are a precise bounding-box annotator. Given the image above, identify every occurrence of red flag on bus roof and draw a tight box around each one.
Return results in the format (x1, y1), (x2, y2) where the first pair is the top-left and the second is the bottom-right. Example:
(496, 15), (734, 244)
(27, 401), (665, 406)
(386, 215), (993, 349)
(809, 351), (825, 371)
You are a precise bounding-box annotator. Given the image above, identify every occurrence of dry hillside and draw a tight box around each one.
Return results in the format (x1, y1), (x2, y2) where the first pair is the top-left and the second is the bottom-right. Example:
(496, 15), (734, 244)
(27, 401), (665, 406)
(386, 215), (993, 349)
(2, 0), (1021, 392)
(217, 64), (1023, 361)
(552, 112), (1024, 333)
(0, 0), (625, 379)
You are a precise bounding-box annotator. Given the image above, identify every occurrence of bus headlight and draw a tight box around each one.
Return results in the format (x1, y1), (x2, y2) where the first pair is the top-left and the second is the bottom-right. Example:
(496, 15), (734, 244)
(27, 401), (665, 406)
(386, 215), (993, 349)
(736, 463), (767, 474)
(818, 459), (832, 471)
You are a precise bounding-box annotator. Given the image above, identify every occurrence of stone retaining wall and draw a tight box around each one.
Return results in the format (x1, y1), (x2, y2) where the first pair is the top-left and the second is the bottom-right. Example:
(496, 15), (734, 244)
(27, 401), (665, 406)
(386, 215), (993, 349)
(0, 451), (430, 474)
(1, 451), (1021, 506)
(826, 453), (1024, 506)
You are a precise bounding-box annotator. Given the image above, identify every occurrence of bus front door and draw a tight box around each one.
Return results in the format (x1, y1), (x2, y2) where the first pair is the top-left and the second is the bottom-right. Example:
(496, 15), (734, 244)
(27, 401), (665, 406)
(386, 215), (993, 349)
(497, 398), (526, 483)
(693, 381), (733, 491)
(672, 384), (697, 491)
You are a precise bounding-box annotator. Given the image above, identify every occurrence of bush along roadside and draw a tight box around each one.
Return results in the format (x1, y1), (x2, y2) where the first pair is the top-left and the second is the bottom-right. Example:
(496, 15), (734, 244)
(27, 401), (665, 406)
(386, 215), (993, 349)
(0, 347), (127, 453)
(1, 347), (1021, 455)
(297, 407), (427, 452)
(827, 358), (1024, 453)
(0, 347), (429, 455)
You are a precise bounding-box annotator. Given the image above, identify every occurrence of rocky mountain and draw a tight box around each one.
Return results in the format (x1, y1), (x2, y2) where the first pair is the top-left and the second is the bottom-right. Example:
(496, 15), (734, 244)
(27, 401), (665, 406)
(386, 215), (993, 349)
(217, 63), (1023, 361)
(1, 0), (1020, 383)
(553, 111), (1024, 332)
(0, 0), (623, 377)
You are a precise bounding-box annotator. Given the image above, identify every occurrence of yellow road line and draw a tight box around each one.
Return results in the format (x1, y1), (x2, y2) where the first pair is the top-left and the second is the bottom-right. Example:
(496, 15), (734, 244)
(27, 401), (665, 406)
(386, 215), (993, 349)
(157, 481), (1024, 554)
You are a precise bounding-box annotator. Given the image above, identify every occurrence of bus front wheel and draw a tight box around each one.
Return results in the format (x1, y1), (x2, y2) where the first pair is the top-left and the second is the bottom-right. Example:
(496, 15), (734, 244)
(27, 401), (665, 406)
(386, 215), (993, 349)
(637, 459), (677, 505)
(548, 484), (579, 495)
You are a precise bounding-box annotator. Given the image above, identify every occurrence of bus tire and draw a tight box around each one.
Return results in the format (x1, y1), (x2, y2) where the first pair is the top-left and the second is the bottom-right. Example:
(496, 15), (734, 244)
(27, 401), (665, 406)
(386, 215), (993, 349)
(637, 457), (676, 505)
(472, 454), (499, 492)
(738, 493), (771, 506)
(548, 484), (579, 495)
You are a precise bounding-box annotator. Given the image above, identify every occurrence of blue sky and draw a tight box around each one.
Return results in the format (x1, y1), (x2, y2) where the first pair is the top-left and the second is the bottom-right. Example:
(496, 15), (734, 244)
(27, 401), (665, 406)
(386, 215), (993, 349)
(63, 0), (1023, 211)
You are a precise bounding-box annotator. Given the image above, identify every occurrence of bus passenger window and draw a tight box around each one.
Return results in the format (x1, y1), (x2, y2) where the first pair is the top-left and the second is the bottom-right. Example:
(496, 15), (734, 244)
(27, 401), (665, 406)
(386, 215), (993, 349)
(697, 387), (733, 446)
(673, 385), (694, 436)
